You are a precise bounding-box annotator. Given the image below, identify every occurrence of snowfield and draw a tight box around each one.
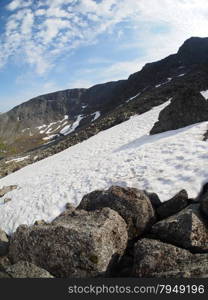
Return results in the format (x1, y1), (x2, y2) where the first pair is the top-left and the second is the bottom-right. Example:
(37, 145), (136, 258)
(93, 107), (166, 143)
(0, 100), (208, 233)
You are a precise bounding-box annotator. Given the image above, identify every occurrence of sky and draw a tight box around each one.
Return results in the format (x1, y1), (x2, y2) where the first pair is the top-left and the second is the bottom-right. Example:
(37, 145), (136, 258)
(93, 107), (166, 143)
(0, 0), (208, 112)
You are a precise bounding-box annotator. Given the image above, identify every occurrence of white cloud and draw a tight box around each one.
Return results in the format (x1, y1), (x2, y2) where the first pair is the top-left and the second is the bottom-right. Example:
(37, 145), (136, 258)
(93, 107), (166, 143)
(7, 0), (32, 11)
(21, 11), (34, 35)
(1, 0), (208, 76)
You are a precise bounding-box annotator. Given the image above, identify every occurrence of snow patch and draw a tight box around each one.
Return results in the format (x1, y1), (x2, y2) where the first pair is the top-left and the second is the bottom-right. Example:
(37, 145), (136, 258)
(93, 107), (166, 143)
(155, 78), (172, 88)
(178, 73), (185, 77)
(1, 100), (208, 234)
(5, 156), (30, 164)
(126, 92), (141, 103)
(200, 90), (208, 100)
(42, 135), (57, 141)
(91, 111), (101, 121)
(60, 115), (84, 135)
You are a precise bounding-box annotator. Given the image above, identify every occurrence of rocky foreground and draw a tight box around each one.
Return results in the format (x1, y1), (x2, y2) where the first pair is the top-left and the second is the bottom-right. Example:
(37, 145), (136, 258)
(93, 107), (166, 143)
(0, 184), (208, 278)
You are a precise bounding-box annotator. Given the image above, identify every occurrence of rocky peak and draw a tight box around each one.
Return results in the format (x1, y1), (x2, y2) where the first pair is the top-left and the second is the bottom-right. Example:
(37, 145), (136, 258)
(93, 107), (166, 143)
(177, 37), (208, 64)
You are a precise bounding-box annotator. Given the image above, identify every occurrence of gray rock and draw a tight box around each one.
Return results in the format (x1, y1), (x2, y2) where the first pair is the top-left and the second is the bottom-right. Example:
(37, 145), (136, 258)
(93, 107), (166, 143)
(34, 220), (47, 226)
(9, 208), (128, 278)
(145, 192), (162, 209)
(151, 204), (208, 252)
(0, 271), (11, 278)
(0, 185), (17, 197)
(0, 256), (11, 271)
(157, 189), (189, 219)
(3, 198), (12, 204)
(0, 228), (9, 256)
(133, 238), (208, 278)
(77, 186), (156, 239)
(5, 261), (54, 278)
(150, 88), (208, 135)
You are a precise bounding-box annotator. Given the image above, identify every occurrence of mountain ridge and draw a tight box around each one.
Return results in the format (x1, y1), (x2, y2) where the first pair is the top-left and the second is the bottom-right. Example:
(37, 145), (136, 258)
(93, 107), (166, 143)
(0, 36), (208, 176)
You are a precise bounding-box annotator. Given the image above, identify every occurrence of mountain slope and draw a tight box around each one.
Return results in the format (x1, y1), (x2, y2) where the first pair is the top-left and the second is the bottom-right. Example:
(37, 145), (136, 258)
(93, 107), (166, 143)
(1, 37), (208, 158)
(0, 37), (208, 180)
(0, 100), (208, 234)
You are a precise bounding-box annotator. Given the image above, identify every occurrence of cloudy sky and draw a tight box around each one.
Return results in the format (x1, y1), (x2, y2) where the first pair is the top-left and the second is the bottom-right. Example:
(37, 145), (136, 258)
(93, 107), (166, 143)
(0, 0), (208, 111)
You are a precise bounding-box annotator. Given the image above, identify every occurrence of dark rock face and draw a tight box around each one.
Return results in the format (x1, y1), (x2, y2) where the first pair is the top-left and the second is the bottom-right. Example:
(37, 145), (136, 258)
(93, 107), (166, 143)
(199, 182), (208, 218)
(0, 228), (9, 256)
(77, 186), (156, 239)
(151, 204), (208, 252)
(150, 88), (208, 134)
(0, 89), (86, 141)
(133, 238), (208, 278)
(9, 208), (128, 278)
(2, 261), (54, 278)
(143, 191), (162, 209)
(177, 37), (208, 65)
(157, 190), (189, 219)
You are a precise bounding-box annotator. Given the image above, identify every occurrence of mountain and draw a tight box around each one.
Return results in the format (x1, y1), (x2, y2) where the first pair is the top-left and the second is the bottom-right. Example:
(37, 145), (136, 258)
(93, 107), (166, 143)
(1, 37), (208, 279)
(0, 36), (208, 176)
(0, 100), (208, 234)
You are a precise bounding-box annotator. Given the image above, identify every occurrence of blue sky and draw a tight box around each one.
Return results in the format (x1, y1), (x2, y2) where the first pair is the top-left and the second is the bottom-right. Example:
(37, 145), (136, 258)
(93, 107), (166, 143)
(1, 0), (208, 112)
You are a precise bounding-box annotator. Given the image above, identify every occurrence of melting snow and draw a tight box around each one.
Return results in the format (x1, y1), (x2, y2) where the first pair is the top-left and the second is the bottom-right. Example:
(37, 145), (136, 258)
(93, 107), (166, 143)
(178, 73), (186, 77)
(155, 78), (172, 88)
(5, 156), (30, 164)
(42, 135), (57, 141)
(126, 92), (141, 103)
(1, 100), (208, 233)
(200, 90), (208, 100)
(92, 111), (101, 121)
(60, 115), (84, 135)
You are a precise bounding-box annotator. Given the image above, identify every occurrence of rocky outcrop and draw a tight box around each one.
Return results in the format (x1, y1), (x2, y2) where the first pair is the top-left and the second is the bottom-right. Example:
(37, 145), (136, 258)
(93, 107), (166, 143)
(0, 37), (208, 163)
(0, 185), (17, 197)
(77, 186), (156, 239)
(9, 208), (128, 278)
(2, 182), (208, 278)
(0, 261), (53, 278)
(143, 191), (162, 209)
(156, 189), (189, 219)
(150, 88), (208, 135)
(0, 228), (9, 256)
(133, 238), (208, 278)
(151, 204), (208, 252)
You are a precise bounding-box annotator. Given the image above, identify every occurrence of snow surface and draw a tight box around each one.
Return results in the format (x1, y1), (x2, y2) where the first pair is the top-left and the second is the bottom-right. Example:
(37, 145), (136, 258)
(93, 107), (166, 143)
(42, 134), (57, 141)
(60, 115), (84, 135)
(126, 92), (141, 103)
(155, 78), (172, 88)
(92, 111), (101, 121)
(5, 156), (30, 164)
(178, 73), (186, 77)
(200, 90), (208, 100)
(0, 100), (208, 234)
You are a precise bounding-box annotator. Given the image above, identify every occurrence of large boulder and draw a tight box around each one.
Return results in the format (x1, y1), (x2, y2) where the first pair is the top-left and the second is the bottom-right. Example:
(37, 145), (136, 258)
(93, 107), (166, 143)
(9, 208), (128, 278)
(151, 204), (208, 252)
(143, 191), (162, 209)
(0, 261), (53, 278)
(150, 88), (208, 135)
(133, 238), (208, 278)
(157, 190), (189, 219)
(0, 228), (9, 256)
(77, 186), (156, 239)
